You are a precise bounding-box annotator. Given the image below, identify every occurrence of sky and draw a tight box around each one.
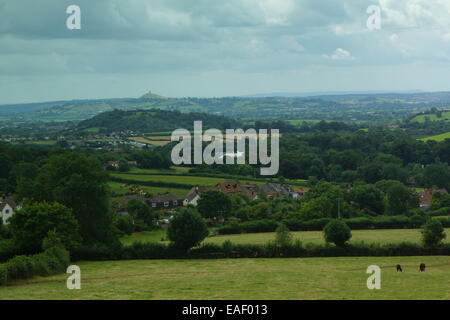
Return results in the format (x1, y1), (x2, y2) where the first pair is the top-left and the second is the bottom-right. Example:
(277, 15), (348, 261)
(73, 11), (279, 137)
(1, 0), (450, 104)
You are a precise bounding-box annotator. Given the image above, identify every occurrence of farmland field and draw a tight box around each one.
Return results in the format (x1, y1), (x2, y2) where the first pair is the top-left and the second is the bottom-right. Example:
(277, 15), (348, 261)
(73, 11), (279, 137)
(1, 257), (448, 300)
(411, 111), (450, 123)
(120, 228), (450, 246)
(111, 173), (235, 186)
(108, 182), (189, 198)
(419, 131), (450, 142)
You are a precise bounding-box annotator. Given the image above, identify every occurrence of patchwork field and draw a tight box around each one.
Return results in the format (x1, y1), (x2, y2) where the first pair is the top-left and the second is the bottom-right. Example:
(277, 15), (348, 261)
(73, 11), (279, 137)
(120, 228), (450, 246)
(1, 257), (448, 300)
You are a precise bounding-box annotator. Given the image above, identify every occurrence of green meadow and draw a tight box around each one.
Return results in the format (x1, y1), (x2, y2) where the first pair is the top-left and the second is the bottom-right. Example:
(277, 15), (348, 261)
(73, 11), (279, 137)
(411, 111), (450, 123)
(108, 182), (189, 198)
(1, 257), (448, 300)
(119, 228), (450, 247)
(419, 131), (450, 142)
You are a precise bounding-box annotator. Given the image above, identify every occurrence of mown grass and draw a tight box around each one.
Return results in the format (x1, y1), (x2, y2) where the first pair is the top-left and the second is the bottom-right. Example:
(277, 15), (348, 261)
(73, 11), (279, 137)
(1, 257), (448, 300)
(120, 228), (450, 246)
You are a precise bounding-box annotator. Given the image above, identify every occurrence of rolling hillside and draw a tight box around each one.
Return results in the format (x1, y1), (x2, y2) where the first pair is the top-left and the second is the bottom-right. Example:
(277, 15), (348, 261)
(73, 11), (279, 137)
(75, 109), (239, 134)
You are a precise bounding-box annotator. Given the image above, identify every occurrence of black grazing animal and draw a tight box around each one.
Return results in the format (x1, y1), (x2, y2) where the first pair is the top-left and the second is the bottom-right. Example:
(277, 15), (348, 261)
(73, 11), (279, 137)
(419, 263), (426, 272)
(396, 264), (403, 272)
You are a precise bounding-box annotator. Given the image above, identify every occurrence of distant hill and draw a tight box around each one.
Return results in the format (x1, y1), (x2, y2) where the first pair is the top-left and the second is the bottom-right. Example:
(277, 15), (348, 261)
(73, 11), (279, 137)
(75, 109), (240, 134)
(241, 90), (424, 98)
(139, 91), (168, 99)
(3, 91), (450, 124)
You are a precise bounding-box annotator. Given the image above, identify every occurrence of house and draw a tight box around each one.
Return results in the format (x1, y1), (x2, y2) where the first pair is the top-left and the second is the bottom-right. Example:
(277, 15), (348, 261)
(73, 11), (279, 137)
(184, 181), (260, 206)
(0, 196), (21, 225)
(261, 183), (292, 198)
(241, 183), (259, 200)
(149, 194), (182, 210)
(183, 186), (213, 206)
(418, 188), (448, 210)
(106, 161), (119, 168)
(292, 188), (308, 199)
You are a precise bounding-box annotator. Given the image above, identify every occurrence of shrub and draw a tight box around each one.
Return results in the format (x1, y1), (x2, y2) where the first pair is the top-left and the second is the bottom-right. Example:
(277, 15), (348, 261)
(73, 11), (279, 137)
(0, 239), (17, 263)
(427, 207), (450, 216)
(114, 215), (134, 236)
(240, 220), (278, 233)
(0, 264), (7, 285)
(217, 222), (242, 235)
(323, 220), (352, 247)
(6, 255), (34, 279)
(345, 217), (375, 229)
(421, 219), (447, 247)
(274, 223), (293, 247)
(0, 247), (71, 286)
(408, 214), (427, 228)
(433, 216), (450, 228)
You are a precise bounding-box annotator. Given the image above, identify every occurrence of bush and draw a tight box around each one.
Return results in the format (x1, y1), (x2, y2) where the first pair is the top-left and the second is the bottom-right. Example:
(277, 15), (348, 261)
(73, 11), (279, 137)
(0, 239), (17, 263)
(323, 220), (352, 247)
(427, 207), (450, 216)
(345, 217), (375, 229)
(421, 219), (447, 247)
(167, 209), (209, 252)
(0, 246), (70, 286)
(373, 216), (410, 229)
(274, 223), (293, 247)
(114, 215), (134, 236)
(433, 216), (450, 228)
(240, 220), (278, 233)
(217, 222), (242, 235)
(408, 214), (427, 228)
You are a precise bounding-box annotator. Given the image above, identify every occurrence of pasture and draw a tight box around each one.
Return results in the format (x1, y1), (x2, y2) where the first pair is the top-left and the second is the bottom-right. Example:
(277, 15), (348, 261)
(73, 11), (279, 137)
(120, 228), (450, 246)
(411, 111), (450, 123)
(1, 257), (448, 300)
(108, 182), (189, 198)
(419, 131), (450, 142)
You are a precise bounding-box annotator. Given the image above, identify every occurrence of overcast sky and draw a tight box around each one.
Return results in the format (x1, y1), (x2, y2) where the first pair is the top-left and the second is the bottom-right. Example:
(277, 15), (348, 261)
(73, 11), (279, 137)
(1, 0), (450, 104)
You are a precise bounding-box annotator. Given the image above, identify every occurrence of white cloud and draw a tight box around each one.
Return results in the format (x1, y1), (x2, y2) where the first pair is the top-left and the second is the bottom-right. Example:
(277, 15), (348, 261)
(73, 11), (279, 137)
(323, 48), (355, 61)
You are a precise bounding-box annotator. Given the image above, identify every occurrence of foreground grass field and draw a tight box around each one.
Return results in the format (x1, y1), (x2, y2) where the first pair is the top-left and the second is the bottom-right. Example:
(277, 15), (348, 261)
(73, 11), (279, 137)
(120, 228), (450, 246)
(1, 257), (448, 300)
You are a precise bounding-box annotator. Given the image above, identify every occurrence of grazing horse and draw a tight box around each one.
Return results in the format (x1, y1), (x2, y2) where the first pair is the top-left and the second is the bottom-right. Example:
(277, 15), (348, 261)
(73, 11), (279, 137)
(396, 264), (403, 272)
(419, 263), (426, 272)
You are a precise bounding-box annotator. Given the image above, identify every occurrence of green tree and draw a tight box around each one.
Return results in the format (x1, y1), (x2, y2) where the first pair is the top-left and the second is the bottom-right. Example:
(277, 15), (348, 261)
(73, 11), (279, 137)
(323, 219), (352, 247)
(348, 184), (384, 215)
(421, 219), (446, 247)
(17, 153), (115, 244)
(127, 199), (158, 230)
(384, 182), (418, 215)
(167, 208), (209, 252)
(114, 215), (134, 236)
(275, 223), (293, 247)
(197, 190), (232, 220)
(118, 159), (130, 172)
(9, 202), (81, 253)
(423, 163), (450, 190)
